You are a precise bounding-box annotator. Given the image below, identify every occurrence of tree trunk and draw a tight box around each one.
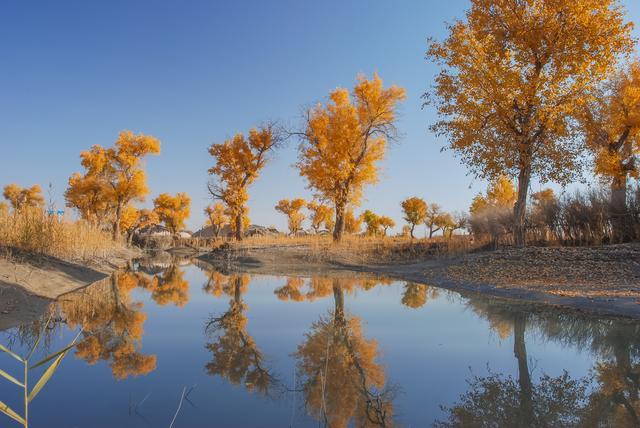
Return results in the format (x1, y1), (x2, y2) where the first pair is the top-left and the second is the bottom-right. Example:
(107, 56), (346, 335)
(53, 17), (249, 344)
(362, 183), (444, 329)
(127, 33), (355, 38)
(333, 203), (345, 242)
(513, 315), (533, 425)
(429, 226), (435, 239)
(332, 282), (345, 325)
(234, 209), (244, 241)
(513, 164), (531, 247)
(112, 203), (122, 241)
(410, 224), (415, 239)
(611, 174), (628, 243)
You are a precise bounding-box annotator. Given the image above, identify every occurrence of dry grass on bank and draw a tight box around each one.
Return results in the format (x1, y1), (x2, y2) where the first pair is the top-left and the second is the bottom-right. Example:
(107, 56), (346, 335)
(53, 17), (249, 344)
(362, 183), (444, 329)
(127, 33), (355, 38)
(207, 233), (476, 264)
(0, 208), (125, 262)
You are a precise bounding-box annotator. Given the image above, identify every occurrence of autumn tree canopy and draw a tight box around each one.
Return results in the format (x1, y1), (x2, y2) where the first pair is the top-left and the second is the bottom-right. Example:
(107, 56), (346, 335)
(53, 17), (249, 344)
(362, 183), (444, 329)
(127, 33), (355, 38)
(378, 216), (395, 236)
(65, 131), (160, 239)
(153, 192), (191, 235)
(306, 201), (334, 233)
(470, 175), (517, 216)
(401, 197), (427, 238)
(204, 202), (228, 237)
(581, 60), (640, 242)
(297, 74), (405, 242)
(427, 0), (634, 246)
(2, 184), (45, 211)
(275, 198), (306, 235)
(208, 124), (283, 241)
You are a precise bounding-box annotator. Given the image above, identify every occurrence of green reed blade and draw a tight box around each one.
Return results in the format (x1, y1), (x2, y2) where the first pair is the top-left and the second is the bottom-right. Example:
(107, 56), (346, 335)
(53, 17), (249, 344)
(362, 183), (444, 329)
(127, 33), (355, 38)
(0, 400), (25, 425)
(29, 329), (82, 370)
(0, 344), (23, 363)
(28, 343), (75, 371)
(0, 367), (23, 387)
(27, 351), (66, 403)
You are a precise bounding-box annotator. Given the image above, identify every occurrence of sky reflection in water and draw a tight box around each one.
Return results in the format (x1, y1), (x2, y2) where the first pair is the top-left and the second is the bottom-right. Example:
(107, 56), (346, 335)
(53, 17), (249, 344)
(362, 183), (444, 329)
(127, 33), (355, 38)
(0, 256), (638, 427)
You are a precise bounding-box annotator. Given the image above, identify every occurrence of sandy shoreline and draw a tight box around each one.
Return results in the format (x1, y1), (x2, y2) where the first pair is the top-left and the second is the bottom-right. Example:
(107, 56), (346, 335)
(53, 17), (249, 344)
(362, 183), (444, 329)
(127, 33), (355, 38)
(197, 243), (640, 319)
(1, 243), (639, 329)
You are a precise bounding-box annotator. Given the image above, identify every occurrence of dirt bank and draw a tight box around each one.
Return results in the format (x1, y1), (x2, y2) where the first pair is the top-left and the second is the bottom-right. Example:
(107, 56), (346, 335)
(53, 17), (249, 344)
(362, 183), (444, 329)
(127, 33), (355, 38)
(0, 247), (142, 329)
(198, 242), (640, 319)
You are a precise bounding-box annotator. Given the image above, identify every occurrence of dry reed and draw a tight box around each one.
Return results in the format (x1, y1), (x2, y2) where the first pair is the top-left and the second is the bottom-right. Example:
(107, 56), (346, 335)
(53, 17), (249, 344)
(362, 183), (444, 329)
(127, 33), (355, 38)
(0, 208), (124, 262)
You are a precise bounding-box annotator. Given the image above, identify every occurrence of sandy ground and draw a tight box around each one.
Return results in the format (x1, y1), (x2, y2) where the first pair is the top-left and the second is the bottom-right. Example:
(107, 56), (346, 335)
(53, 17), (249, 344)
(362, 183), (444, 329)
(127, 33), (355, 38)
(0, 247), (141, 329)
(198, 242), (640, 319)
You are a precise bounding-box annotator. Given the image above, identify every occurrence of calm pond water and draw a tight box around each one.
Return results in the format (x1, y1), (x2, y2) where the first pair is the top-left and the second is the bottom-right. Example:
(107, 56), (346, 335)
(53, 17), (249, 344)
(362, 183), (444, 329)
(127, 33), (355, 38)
(0, 257), (639, 427)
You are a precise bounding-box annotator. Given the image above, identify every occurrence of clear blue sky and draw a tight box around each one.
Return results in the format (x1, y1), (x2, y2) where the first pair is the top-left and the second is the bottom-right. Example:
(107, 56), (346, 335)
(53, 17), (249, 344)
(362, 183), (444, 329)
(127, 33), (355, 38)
(2, 0), (639, 234)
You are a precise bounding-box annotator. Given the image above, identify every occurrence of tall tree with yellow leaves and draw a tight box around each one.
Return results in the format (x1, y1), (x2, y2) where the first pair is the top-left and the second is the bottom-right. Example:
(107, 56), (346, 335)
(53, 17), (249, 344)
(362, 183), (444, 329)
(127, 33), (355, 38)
(208, 123), (283, 241)
(296, 74), (405, 242)
(204, 202), (228, 237)
(306, 201), (334, 233)
(379, 216), (395, 236)
(2, 184), (45, 211)
(401, 197), (427, 239)
(275, 198), (306, 235)
(469, 176), (517, 215)
(153, 192), (191, 235)
(65, 131), (160, 239)
(582, 61), (640, 242)
(427, 0), (634, 246)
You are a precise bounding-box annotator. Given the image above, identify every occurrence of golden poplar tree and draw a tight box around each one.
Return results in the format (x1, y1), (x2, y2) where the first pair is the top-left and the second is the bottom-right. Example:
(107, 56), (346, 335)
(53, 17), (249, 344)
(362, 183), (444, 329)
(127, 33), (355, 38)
(208, 124), (283, 241)
(306, 201), (334, 233)
(378, 216), (395, 236)
(2, 184), (45, 210)
(65, 131), (160, 238)
(361, 210), (381, 236)
(427, 0), (634, 246)
(297, 74), (405, 242)
(153, 192), (191, 235)
(275, 198), (306, 235)
(582, 61), (640, 241)
(401, 197), (427, 239)
(470, 176), (517, 215)
(204, 202), (228, 237)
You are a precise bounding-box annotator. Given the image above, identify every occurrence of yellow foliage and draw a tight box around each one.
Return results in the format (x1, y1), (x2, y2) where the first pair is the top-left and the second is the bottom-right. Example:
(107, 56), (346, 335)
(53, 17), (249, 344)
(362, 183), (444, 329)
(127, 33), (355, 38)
(204, 202), (228, 237)
(208, 124), (281, 240)
(2, 183), (45, 210)
(65, 131), (160, 239)
(428, 0), (634, 243)
(378, 216), (395, 236)
(583, 61), (640, 187)
(275, 198), (306, 234)
(153, 192), (191, 234)
(297, 74), (405, 241)
(470, 175), (516, 215)
(306, 201), (334, 233)
(343, 208), (362, 234)
(401, 197), (427, 238)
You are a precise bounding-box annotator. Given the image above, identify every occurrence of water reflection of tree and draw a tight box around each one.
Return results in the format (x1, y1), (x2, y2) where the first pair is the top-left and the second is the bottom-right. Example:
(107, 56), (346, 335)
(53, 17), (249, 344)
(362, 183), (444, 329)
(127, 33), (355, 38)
(401, 283), (440, 309)
(436, 297), (640, 427)
(204, 273), (279, 396)
(289, 277), (396, 427)
(59, 272), (157, 380)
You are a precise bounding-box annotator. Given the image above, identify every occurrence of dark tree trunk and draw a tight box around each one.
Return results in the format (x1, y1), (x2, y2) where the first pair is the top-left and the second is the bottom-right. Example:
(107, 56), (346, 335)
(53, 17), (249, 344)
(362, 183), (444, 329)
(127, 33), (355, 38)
(610, 174), (628, 243)
(514, 164), (532, 247)
(333, 203), (345, 242)
(513, 315), (533, 425)
(234, 208), (244, 241)
(113, 203), (122, 240)
(332, 283), (345, 325)
(410, 224), (415, 239)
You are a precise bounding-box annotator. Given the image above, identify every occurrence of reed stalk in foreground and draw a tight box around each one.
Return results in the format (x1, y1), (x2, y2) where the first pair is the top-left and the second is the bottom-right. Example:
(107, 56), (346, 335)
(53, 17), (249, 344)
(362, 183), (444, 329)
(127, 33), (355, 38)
(0, 318), (81, 427)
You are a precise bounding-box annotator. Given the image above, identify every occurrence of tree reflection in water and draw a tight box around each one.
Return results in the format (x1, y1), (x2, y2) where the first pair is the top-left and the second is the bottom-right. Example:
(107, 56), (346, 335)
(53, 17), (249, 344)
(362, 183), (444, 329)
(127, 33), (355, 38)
(54, 260), (191, 380)
(272, 274), (397, 427)
(436, 297), (640, 427)
(203, 272), (280, 396)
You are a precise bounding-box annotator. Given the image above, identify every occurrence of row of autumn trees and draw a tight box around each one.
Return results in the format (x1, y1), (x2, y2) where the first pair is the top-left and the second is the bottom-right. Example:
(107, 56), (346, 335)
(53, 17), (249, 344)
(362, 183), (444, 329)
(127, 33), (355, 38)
(206, 74), (406, 242)
(63, 131), (191, 242)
